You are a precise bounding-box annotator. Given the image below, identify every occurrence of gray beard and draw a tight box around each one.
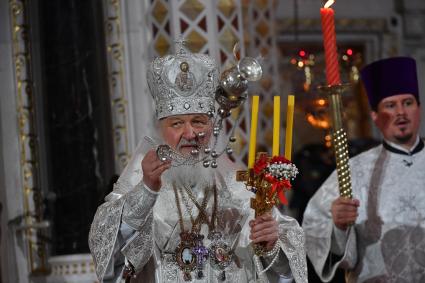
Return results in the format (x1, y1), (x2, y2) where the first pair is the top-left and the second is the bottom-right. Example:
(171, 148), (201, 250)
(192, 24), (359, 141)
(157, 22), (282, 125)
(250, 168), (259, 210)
(162, 162), (213, 188)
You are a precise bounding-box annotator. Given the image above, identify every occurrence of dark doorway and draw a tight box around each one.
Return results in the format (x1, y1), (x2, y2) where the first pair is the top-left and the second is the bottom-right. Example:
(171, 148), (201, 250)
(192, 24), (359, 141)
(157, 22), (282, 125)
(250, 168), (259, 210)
(33, 0), (115, 255)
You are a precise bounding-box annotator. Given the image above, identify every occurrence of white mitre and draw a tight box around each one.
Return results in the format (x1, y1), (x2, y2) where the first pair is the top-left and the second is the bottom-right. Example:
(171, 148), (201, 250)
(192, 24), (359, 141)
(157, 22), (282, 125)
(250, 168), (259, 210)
(147, 45), (219, 119)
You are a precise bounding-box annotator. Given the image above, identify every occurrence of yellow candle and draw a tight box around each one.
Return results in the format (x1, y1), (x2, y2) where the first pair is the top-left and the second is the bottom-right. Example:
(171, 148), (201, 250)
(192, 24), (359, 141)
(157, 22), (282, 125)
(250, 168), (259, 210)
(248, 95), (259, 169)
(284, 95), (295, 160)
(272, 96), (280, 156)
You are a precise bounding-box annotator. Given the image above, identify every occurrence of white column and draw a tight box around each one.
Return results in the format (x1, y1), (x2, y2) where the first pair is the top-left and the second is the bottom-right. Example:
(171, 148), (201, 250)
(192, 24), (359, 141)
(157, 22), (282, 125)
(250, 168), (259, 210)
(121, 0), (155, 149)
(103, 0), (136, 173)
(0, 0), (45, 282)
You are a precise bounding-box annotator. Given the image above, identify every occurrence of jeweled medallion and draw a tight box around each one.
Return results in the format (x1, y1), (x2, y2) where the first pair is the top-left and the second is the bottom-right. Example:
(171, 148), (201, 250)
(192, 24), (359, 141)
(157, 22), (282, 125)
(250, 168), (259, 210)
(209, 240), (233, 282)
(209, 242), (233, 269)
(208, 231), (233, 276)
(175, 232), (197, 281)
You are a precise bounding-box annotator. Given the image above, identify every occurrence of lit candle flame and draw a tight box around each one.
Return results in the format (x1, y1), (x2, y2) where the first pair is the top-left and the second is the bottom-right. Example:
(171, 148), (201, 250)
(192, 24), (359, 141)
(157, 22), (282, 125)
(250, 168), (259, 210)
(324, 0), (335, 8)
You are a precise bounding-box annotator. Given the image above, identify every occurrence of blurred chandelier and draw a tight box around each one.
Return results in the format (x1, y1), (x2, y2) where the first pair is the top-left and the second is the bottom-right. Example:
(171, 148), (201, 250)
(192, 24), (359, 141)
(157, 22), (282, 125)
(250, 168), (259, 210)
(290, 48), (361, 131)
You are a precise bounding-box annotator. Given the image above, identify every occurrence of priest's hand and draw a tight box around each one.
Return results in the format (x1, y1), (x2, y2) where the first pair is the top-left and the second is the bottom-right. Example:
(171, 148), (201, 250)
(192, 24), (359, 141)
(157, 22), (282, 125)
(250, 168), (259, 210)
(142, 149), (171, 192)
(331, 197), (360, 230)
(249, 212), (278, 251)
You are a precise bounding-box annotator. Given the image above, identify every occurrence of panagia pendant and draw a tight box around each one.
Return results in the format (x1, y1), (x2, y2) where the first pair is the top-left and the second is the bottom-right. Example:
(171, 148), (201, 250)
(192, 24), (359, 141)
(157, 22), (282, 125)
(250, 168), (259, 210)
(209, 242), (233, 269)
(208, 231), (233, 281)
(175, 232), (197, 281)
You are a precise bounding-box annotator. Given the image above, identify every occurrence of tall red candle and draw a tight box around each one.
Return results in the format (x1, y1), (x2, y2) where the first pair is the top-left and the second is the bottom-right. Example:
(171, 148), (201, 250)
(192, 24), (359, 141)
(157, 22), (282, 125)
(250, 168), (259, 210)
(320, 2), (340, 85)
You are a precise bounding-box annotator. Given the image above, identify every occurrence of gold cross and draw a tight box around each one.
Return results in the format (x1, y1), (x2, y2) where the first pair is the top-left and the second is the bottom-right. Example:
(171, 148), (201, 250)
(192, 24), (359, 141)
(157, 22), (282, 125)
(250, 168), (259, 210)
(236, 153), (275, 217)
(174, 36), (187, 54)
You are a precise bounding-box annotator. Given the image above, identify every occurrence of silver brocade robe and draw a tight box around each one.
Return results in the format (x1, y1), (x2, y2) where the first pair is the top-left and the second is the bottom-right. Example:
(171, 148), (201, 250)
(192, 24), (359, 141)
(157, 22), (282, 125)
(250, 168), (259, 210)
(89, 149), (308, 283)
(303, 141), (425, 283)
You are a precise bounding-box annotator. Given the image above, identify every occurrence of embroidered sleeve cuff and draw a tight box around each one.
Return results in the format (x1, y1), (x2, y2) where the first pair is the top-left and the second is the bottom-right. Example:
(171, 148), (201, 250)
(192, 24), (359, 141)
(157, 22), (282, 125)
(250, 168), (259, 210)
(277, 223), (308, 283)
(143, 183), (160, 195)
(262, 249), (291, 277)
(122, 181), (159, 231)
(336, 226), (357, 270)
(330, 224), (349, 256)
(325, 224), (357, 280)
(121, 213), (154, 272)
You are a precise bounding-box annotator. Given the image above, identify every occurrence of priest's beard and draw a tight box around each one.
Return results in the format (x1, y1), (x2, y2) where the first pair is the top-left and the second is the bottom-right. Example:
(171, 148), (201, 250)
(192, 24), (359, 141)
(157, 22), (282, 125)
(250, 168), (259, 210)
(395, 132), (413, 145)
(162, 162), (213, 189)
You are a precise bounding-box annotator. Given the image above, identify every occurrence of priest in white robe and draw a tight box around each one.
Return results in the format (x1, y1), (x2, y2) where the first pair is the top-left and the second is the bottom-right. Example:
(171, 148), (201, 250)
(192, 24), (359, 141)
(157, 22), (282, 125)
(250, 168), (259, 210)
(302, 56), (425, 283)
(89, 45), (308, 283)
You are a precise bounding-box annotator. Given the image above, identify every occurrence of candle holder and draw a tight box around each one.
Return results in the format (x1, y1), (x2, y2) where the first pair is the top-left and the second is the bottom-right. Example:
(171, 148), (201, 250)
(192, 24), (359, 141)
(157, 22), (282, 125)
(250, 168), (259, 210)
(318, 84), (353, 199)
(236, 152), (298, 255)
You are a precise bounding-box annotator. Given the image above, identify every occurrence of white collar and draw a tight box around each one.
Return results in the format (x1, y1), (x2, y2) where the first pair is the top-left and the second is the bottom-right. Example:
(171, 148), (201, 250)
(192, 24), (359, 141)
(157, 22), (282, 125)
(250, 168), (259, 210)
(384, 135), (420, 154)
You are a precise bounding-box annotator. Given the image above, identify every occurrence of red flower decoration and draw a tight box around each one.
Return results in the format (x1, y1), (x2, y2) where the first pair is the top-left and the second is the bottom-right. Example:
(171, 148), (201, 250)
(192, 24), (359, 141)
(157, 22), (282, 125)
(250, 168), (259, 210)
(253, 155), (268, 175)
(270, 156), (291, 164)
(265, 174), (292, 205)
(250, 154), (298, 207)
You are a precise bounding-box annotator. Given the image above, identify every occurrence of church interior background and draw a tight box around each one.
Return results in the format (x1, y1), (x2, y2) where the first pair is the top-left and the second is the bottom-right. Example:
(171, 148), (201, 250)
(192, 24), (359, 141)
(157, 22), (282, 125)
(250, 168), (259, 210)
(0, 0), (424, 282)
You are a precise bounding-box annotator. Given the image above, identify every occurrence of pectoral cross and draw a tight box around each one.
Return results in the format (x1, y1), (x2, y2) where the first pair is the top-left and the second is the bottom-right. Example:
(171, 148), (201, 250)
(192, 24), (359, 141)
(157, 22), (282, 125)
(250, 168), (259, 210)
(174, 36), (188, 54)
(192, 234), (209, 279)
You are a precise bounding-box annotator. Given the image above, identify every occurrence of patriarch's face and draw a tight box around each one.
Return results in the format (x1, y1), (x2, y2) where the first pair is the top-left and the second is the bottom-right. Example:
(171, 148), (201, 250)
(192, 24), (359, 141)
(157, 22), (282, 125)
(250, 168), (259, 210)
(159, 114), (212, 155)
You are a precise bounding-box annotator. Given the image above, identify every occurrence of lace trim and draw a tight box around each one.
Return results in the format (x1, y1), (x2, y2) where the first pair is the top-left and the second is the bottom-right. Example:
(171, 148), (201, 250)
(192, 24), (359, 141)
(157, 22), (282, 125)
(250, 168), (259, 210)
(122, 183), (159, 230)
(121, 213), (154, 272)
(279, 225), (308, 283)
(89, 197), (126, 280)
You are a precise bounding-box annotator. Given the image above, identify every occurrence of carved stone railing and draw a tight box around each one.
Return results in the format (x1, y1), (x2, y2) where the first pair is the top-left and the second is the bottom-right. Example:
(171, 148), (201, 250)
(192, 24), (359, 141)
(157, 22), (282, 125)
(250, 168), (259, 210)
(47, 254), (97, 283)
